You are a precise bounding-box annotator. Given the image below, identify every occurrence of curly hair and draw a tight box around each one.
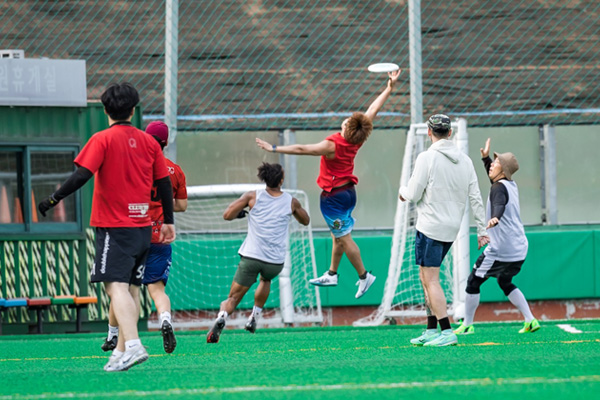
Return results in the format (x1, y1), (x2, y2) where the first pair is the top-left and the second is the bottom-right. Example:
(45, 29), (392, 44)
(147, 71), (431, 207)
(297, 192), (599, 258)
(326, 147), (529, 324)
(257, 162), (284, 188)
(344, 112), (373, 145)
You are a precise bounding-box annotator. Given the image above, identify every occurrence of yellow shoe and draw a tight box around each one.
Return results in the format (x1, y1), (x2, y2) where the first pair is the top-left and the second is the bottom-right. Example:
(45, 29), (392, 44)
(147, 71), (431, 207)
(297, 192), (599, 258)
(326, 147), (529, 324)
(453, 323), (475, 335)
(519, 319), (541, 333)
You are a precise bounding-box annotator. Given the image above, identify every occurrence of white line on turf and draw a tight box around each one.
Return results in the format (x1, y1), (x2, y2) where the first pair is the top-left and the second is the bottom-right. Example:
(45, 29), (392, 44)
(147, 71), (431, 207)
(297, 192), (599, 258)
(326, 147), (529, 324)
(2, 375), (600, 399)
(557, 324), (583, 333)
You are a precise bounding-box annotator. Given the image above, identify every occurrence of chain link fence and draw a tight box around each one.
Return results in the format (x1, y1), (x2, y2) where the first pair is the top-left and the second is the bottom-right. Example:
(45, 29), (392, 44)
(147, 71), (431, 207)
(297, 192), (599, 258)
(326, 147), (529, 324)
(2, 0), (600, 130)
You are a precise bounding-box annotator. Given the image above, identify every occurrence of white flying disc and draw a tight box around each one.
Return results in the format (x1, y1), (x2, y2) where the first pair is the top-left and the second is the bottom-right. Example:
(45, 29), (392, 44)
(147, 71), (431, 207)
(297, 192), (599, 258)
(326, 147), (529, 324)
(367, 63), (400, 73)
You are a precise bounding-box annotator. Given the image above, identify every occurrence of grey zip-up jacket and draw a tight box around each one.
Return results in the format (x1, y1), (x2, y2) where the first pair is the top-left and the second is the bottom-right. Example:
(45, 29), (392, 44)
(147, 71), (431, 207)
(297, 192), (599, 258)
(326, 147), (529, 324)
(399, 139), (487, 242)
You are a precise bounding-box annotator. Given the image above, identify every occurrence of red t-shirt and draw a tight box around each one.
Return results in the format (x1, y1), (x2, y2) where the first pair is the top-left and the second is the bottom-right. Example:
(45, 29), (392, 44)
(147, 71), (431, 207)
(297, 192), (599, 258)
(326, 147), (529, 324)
(74, 124), (169, 227)
(316, 133), (362, 192)
(149, 158), (187, 243)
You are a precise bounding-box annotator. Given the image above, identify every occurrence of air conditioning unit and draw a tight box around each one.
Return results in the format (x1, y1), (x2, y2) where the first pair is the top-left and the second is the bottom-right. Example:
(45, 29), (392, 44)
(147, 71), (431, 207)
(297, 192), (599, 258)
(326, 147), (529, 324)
(0, 50), (25, 59)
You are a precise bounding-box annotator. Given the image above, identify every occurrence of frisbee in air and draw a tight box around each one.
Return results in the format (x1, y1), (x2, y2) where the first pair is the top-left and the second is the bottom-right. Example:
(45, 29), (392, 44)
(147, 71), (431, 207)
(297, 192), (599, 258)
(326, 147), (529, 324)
(367, 63), (400, 73)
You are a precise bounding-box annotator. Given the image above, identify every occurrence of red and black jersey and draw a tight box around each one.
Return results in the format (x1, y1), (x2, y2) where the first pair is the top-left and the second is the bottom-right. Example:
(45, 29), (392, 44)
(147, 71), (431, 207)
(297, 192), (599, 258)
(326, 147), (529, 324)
(149, 158), (187, 243)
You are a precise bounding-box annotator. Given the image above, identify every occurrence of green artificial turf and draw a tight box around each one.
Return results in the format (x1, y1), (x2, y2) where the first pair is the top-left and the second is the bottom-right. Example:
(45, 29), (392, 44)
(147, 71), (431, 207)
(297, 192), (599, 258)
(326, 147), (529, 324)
(1, 321), (599, 399)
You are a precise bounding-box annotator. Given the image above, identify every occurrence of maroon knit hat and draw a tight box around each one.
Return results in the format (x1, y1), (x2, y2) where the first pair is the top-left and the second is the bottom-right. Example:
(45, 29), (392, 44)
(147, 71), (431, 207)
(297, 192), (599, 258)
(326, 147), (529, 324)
(145, 121), (169, 145)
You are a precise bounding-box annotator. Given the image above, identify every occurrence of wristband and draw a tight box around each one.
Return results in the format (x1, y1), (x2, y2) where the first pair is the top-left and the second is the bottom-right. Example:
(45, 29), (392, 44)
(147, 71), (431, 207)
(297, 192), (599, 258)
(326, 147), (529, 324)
(272, 145), (277, 153)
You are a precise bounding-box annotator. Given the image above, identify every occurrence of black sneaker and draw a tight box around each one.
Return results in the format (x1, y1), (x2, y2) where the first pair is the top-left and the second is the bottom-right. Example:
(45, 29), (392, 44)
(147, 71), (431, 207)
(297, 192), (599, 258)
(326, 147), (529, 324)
(161, 320), (177, 353)
(244, 317), (257, 334)
(206, 317), (226, 343)
(101, 336), (118, 352)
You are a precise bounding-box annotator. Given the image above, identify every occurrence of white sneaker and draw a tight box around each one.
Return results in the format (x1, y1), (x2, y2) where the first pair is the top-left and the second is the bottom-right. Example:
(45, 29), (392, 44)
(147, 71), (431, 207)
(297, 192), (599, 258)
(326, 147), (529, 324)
(105, 345), (149, 372)
(309, 272), (338, 287)
(355, 272), (376, 298)
(103, 351), (123, 371)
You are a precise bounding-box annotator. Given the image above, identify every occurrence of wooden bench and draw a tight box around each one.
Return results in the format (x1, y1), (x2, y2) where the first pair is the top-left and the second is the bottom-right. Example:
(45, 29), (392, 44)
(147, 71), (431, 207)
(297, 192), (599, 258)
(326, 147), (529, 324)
(27, 297), (52, 334)
(52, 295), (98, 333)
(0, 298), (28, 335)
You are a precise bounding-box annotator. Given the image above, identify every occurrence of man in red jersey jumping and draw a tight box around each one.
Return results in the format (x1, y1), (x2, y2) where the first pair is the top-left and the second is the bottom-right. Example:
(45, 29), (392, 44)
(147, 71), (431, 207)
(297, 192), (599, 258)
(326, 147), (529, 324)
(38, 83), (176, 371)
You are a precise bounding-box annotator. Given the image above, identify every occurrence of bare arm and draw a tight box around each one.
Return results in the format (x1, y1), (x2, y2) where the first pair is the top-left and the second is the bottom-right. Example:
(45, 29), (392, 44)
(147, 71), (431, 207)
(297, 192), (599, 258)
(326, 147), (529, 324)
(291, 197), (310, 226)
(174, 198), (187, 212)
(365, 69), (402, 121)
(256, 138), (335, 157)
(223, 191), (255, 220)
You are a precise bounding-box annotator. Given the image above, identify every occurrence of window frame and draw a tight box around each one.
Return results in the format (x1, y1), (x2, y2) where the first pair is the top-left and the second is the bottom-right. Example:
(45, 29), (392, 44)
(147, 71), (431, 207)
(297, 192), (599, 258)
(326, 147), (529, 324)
(0, 144), (82, 235)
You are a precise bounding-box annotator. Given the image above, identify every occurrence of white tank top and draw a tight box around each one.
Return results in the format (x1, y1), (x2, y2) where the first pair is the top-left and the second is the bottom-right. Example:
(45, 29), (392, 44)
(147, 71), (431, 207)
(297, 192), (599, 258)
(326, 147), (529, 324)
(238, 189), (293, 264)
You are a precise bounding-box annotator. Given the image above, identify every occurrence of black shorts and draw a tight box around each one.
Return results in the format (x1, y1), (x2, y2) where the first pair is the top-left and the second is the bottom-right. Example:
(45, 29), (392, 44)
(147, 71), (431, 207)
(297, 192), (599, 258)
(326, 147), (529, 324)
(90, 227), (152, 286)
(472, 253), (525, 279)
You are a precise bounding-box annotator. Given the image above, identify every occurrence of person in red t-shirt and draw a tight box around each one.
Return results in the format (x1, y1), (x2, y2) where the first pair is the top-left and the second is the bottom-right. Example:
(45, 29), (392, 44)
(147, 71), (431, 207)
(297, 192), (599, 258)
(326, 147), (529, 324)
(256, 70), (401, 300)
(101, 121), (187, 355)
(38, 83), (176, 372)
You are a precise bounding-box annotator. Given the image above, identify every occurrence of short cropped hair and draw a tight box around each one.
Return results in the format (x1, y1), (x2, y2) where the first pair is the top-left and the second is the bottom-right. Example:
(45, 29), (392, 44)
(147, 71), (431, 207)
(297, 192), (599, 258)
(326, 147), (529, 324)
(345, 112), (373, 145)
(101, 83), (140, 121)
(257, 162), (284, 189)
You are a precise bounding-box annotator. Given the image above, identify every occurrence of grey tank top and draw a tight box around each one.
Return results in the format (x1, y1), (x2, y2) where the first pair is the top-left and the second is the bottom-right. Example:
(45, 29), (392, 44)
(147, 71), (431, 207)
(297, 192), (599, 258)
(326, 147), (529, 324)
(238, 189), (293, 264)
(484, 180), (528, 261)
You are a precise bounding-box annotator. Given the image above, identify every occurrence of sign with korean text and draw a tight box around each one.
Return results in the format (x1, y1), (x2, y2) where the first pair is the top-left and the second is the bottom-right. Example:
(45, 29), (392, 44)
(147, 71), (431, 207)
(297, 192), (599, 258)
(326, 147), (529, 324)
(0, 59), (86, 106)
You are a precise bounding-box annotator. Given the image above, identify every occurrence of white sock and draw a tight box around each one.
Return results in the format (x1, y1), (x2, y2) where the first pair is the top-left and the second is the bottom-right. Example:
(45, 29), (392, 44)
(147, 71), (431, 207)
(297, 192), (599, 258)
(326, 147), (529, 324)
(463, 293), (480, 326)
(508, 289), (534, 322)
(125, 339), (142, 351)
(251, 306), (262, 319)
(112, 349), (124, 357)
(218, 310), (228, 320)
(107, 325), (119, 340)
(160, 311), (172, 325)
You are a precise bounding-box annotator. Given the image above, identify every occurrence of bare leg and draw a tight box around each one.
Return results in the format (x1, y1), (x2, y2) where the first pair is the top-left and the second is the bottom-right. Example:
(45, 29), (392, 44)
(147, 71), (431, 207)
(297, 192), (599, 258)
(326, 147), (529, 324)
(329, 233), (345, 273)
(419, 268), (434, 316)
(147, 281), (171, 316)
(220, 281), (252, 314)
(337, 234), (366, 276)
(105, 282), (140, 352)
(254, 278), (271, 308)
(420, 267), (448, 320)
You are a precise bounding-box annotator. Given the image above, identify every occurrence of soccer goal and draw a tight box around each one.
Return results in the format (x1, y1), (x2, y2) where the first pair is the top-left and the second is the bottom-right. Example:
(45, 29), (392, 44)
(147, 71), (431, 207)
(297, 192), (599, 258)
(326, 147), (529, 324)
(160, 184), (323, 330)
(354, 118), (471, 326)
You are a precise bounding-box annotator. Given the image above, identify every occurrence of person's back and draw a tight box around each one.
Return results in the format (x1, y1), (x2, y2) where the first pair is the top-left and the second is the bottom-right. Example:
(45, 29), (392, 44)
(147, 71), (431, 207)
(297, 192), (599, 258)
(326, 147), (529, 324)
(239, 189), (293, 264)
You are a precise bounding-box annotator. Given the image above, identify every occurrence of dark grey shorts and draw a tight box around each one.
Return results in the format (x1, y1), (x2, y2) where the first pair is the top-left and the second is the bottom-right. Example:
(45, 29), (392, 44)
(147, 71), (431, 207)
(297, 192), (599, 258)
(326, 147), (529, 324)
(233, 256), (284, 287)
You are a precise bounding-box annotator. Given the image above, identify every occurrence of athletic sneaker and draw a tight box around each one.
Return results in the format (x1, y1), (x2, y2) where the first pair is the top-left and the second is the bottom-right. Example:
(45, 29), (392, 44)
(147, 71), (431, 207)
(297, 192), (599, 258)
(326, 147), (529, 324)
(309, 272), (338, 287)
(355, 272), (376, 299)
(410, 329), (439, 346)
(245, 317), (257, 334)
(454, 323), (475, 335)
(105, 345), (149, 372)
(101, 336), (118, 352)
(519, 319), (541, 334)
(161, 320), (177, 353)
(207, 317), (226, 343)
(423, 330), (458, 347)
(103, 351), (123, 371)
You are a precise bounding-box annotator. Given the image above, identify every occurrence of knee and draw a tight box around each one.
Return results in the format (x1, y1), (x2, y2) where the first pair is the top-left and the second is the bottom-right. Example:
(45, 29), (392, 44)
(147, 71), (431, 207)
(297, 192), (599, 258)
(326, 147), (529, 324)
(498, 277), (517, 296)
(466, 274), (485, 295)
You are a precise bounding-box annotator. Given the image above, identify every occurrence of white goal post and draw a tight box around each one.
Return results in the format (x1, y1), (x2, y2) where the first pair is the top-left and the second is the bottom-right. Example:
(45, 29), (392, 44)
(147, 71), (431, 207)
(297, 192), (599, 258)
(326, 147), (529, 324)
(354, 118), (471, 326)
(159, 184), (323, 330)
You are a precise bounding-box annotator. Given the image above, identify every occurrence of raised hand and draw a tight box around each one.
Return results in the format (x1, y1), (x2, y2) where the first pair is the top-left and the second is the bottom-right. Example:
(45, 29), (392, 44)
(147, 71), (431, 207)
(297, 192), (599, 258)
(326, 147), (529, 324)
(256, 138), (273, 152)
(387, 69), (402, 90)
(480, 138), (491, 158)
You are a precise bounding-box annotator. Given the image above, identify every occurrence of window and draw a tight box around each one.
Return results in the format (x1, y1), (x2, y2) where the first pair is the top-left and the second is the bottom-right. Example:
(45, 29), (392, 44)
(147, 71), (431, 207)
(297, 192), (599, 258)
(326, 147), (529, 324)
(0, 145), (81, 233)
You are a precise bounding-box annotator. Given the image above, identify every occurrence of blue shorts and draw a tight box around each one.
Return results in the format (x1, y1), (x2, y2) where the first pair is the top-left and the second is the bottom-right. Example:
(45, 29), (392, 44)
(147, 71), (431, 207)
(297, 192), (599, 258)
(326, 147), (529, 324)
(142, 243), (172, 285)
(320, 184), (356, 238)
(415, 231), (453, 267)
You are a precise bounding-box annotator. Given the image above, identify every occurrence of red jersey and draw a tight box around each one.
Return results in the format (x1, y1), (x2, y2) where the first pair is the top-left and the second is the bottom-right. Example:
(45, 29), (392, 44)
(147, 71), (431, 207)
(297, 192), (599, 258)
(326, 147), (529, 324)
(316, 133), (362, 192)
(149, 158), (187, 243)
(74, 124), (169, 228)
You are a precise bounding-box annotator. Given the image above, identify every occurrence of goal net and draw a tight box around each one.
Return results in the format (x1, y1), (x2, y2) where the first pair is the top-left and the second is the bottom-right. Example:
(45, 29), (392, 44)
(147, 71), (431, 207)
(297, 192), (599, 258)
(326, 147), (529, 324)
(160, 184), (323, 330)
(354, 118), (471, 326)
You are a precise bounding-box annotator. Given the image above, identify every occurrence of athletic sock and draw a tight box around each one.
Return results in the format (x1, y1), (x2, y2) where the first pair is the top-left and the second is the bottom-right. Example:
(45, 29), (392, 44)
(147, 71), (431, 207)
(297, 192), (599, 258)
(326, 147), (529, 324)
(426, 315), (438, 330)
(251, 306), (262, 319)
(359, 272), (367, 280)
(160, 311), (172, 325)
(125, 339), (142, 351)
(218, 310), (229, 320)
(508, 289), (535, 322)
(112, 349), (124, 358)
(438, 317), (451, 331)
(464, 293), (480, 326)
(327, 270), (337, 276)
(108, 324), (119, 340)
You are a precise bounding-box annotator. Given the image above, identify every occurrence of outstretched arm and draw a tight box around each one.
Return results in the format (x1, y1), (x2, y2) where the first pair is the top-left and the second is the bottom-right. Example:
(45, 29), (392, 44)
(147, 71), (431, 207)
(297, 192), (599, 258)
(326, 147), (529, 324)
(256, 138), (335, 157)
(291, 197), (310, 226)
(365, 69), (402, 121)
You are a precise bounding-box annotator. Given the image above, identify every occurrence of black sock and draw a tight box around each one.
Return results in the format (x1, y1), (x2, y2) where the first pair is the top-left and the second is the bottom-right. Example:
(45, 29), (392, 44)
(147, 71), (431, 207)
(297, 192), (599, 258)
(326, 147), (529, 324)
(359, 272), (367, 280)
(327, 270), (337, 276)
(439, 317), (451, 331)
(427, 316), (438, 330)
